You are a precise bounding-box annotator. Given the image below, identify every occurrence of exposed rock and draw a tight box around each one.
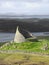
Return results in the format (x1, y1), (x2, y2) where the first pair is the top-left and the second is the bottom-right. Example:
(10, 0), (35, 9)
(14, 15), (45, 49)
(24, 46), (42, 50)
(41, 43), (48, 50)
(0, 42), (9, 48)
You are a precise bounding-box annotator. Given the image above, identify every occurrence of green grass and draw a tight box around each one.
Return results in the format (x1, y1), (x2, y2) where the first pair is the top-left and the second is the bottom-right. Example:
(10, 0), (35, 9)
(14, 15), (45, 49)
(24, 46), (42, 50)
(0, 37), (49, 53)
(0, 36), (49, 65)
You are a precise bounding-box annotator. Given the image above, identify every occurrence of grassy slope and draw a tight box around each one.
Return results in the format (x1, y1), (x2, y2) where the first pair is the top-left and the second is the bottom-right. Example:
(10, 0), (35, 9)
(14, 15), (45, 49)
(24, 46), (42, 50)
(0, 37), (49, 65)
(0, 38), (49, 53)
(0, 53), (49, 65)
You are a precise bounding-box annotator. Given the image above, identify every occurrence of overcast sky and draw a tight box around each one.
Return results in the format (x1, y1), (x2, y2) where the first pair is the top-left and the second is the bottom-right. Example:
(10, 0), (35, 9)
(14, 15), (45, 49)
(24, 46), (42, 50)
(0, 0), (49, 15)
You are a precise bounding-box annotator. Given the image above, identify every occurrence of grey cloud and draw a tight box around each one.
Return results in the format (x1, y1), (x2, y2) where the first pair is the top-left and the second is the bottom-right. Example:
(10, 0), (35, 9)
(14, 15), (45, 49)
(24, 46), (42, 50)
(0, 0), (49, 15)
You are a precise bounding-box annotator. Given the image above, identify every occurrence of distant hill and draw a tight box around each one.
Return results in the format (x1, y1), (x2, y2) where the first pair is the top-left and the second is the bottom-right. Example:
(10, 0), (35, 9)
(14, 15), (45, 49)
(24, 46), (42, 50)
(0, 18), (49, 32)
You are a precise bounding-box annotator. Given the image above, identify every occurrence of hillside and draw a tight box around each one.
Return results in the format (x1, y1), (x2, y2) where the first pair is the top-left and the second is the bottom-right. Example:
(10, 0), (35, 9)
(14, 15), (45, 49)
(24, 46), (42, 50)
(0, 37), (49, 54)
(0, 18), (49, 32)
(0, 53), (49, 65)
(0, 36), (49, 65)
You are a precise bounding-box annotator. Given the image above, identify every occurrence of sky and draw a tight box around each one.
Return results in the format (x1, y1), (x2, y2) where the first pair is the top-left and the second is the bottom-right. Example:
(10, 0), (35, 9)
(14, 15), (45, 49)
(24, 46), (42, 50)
(0, 0), (49, 15)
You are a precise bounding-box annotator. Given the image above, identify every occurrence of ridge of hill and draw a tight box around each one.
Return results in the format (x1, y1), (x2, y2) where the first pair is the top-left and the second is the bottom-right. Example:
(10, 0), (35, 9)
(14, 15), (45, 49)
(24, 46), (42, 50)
(0, 18), (49, 32)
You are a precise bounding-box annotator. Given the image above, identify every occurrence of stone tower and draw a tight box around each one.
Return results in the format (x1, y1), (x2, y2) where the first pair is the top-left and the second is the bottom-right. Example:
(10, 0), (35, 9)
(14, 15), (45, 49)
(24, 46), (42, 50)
(14, 26), (26, 43)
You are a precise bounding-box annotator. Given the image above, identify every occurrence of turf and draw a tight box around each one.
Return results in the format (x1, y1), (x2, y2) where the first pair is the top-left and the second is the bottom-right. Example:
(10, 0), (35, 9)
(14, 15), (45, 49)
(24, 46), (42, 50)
(0, 53), (49, 65)
(0, 37), (49, 65)
(0, 37), (49, 53)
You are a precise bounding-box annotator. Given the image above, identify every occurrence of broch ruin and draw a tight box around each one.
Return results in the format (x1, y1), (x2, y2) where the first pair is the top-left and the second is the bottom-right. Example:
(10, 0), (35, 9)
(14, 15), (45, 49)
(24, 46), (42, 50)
(14, 26), (33, 43)
(14, 26), (26, 43)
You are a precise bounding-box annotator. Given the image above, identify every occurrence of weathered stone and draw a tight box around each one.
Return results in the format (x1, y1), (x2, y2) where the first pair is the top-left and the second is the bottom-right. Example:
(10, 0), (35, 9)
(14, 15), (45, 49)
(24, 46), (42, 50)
(14, 26), (36, 43)
(41, 43), (48, 50)
(14, 26), (26, 43)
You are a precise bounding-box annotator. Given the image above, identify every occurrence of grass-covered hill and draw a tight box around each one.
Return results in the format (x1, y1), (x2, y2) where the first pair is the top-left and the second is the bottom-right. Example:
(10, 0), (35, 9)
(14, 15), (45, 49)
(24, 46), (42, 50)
(0, 37), (49, 65)
(0, 37), (49, 54)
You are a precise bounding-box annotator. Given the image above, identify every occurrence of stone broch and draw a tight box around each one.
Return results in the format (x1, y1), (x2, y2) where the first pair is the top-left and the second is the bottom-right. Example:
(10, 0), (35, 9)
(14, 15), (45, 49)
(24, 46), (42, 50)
(14, 26), (26, 43)
(14, 26), (35, 43)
